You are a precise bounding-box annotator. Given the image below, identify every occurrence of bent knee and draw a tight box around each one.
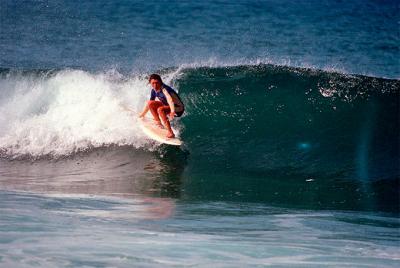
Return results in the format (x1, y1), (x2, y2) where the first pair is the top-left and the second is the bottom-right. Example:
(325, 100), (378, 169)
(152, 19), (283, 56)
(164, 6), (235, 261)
(148, 100), (162, 109)
(148, 100), (156, 106)
(157, 106), (166, 114)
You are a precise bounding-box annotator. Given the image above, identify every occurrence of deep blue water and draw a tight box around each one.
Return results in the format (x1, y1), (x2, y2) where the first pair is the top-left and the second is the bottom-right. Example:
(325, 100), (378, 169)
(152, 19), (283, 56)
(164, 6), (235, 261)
(1, 0), (399, 77)
(0, 1), (399, 267)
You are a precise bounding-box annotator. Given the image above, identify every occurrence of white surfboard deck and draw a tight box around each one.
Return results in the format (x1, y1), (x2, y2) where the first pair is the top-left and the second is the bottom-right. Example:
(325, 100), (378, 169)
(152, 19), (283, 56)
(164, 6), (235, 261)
(139, 117), (182, 146)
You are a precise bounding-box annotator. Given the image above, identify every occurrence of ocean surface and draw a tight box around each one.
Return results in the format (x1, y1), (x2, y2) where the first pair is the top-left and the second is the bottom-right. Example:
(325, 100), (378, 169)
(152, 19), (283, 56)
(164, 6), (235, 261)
(1, 0), (399, 267)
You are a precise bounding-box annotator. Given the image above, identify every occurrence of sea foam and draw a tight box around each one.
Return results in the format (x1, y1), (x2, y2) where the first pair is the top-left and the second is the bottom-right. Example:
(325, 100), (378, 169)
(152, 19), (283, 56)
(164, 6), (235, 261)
(0, 69), (174, 158)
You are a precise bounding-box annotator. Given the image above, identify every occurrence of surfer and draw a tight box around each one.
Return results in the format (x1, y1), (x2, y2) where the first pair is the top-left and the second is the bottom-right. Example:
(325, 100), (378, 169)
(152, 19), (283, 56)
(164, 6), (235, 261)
(139, 74), (185, 138)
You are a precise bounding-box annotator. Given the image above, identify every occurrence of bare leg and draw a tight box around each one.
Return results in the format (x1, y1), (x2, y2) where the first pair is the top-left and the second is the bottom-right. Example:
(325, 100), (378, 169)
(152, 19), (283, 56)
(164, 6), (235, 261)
(147, 101), (163, 126)
(157, 106), (175, 138)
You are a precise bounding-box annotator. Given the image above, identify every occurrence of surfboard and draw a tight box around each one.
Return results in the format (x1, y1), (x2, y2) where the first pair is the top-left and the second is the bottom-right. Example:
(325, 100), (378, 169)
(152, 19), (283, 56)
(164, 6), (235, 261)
(139, 117), (182, 146)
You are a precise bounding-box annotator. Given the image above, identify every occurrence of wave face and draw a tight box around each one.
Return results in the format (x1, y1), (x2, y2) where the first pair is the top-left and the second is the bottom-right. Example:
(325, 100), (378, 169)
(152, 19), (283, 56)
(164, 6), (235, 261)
(177, 65), (399, 178)
(0, 65), (399, 211)
(174, 65), (399, 211)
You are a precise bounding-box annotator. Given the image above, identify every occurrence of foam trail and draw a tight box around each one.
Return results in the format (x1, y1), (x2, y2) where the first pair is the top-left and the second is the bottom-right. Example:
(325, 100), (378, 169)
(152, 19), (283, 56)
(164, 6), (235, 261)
(0, 69), (169, 158)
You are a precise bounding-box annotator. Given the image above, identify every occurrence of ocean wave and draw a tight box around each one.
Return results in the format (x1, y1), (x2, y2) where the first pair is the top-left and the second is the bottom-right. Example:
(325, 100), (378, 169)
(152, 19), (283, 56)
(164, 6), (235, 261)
(0, 69), (164, 158)
(0, 64), (398, 166)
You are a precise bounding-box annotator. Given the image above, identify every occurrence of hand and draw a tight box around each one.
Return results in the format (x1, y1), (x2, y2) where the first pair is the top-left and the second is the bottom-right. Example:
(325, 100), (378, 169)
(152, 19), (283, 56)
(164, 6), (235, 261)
(168, 112), (175, 120)
(138, 113), (144, 118)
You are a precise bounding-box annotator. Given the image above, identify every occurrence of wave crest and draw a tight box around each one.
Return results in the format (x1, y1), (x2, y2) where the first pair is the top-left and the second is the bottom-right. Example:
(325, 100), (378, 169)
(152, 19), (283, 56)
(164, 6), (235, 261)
(0, 69), (160, 158)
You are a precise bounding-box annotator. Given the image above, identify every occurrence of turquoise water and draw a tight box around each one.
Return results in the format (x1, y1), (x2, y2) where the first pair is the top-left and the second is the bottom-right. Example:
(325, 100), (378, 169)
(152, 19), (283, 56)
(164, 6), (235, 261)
(0, 0), (399, 267)
(1, 190), (399, 267)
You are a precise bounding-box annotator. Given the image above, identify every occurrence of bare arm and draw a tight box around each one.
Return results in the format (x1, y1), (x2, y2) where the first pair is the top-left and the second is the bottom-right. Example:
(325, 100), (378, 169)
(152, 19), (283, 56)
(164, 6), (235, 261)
(162, 89), (175, 119)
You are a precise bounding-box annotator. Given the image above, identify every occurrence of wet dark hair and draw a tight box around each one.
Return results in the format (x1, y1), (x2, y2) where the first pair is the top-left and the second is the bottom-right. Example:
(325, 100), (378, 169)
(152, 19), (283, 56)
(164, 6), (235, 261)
(148, 73), (163, 83)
